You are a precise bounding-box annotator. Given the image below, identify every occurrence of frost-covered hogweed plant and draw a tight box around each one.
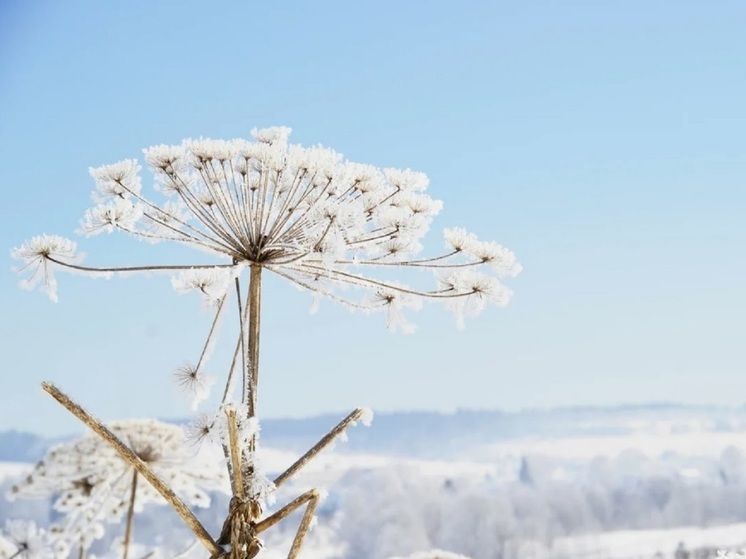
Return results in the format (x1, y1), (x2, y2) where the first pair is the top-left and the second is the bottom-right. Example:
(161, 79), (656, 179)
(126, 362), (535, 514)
(9, 420), (224, 559)
(12, 127), (520, 559)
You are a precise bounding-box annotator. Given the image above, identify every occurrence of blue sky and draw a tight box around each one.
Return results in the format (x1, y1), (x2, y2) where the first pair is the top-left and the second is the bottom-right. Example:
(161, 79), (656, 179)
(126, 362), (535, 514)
(1, 1), (744, 436)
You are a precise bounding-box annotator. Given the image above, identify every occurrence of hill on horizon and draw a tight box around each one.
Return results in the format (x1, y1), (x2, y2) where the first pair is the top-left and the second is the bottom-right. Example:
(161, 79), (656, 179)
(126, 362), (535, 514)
(4, 401), (746, 462)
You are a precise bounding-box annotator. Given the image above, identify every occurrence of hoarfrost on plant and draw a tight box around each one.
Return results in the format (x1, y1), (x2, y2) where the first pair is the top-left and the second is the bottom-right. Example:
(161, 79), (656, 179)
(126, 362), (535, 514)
(13, 127), (520, 330)
(10, 236), (83, 302)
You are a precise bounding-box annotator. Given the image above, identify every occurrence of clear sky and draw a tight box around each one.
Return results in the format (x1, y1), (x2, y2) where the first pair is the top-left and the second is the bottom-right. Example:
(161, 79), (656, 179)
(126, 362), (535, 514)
(1, 1), (744, 437)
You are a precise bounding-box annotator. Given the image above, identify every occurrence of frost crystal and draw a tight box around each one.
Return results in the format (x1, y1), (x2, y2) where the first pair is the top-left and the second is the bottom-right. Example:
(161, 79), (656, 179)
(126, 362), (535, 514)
(88, 159), (142, 201)
(438, 270), (512, 330)
(79, 199), (143, 236)
(171, 267), (236, 304)
(242, 452), (276, 506)
(359, 407), (374, 427)
(215, 403), (259, 447)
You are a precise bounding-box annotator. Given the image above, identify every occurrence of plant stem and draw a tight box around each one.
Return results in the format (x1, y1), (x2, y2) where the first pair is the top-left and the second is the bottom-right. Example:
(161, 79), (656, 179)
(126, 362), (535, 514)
(234, 273), (246, 397)
(226, 408), (244, 499)
(123, 470), (138, 559)
(245, 263), (262, 451)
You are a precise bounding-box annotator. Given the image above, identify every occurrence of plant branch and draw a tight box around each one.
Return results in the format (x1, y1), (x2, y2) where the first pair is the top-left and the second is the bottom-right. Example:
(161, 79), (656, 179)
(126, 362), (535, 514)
(273, 408), (364, 488)
(45, 257), (234, 275)
(255, 489), (320, 559)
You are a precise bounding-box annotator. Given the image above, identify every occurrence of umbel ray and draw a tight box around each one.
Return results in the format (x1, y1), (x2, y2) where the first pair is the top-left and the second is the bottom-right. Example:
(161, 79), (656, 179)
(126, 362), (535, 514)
(42, 382), (369, 559)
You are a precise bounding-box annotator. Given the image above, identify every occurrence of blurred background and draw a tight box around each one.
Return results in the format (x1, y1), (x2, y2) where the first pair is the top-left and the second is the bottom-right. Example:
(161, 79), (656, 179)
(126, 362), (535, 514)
(1, 1), (745, 557)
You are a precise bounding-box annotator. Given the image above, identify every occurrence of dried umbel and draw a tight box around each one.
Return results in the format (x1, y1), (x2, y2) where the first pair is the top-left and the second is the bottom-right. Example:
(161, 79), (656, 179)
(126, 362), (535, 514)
(12, 127), (520, 328)
(9, 420), (224, 558)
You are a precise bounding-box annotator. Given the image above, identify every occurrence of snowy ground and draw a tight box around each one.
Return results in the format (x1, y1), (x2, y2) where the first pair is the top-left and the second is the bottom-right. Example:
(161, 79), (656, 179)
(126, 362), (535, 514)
(3, 408), (746, 559)
(553, 523), (746, 559)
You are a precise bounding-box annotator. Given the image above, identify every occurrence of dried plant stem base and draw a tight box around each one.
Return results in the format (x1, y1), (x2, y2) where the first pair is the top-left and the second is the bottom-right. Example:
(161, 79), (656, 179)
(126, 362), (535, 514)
(215, 408), (363, 558)
(214, 498), (262, 559)
(44, 382), (367, 559)
(212, 489), (320, 559)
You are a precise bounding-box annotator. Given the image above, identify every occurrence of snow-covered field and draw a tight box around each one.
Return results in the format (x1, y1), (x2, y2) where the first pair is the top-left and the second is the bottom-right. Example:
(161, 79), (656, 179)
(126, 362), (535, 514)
(553, 523), (746, 559)
(3, 406), (746, 559)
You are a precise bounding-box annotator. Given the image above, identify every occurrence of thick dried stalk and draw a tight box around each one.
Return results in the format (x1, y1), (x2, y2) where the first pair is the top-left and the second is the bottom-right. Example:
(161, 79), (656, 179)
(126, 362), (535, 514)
(123, 470), (138, 559)
(273, 408), (364, 488)
(245, 263), (262, 450)
(226, 408), (244, 499)
(214, 499), (262, 559)
(41, 383), (221, 556)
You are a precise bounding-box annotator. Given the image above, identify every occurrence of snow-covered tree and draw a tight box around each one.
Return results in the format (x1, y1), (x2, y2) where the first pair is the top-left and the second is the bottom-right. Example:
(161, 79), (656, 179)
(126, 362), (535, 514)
(719, 446), (746, 486)
(339, 466), (434, 559)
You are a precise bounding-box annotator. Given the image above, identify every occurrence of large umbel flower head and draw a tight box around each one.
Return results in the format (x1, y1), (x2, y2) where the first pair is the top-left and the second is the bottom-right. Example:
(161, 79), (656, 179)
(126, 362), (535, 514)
(8, 420), (225, 552)
(11, 127), (520, 329)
